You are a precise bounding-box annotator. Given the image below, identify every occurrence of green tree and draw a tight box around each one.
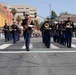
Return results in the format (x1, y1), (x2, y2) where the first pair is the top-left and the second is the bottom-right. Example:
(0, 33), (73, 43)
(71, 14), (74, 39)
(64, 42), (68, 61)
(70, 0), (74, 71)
(60, 12), (71, 16)
(11, 8), (17, 21)
(16, 16), (22, 24)
(51, 10), (57, 20)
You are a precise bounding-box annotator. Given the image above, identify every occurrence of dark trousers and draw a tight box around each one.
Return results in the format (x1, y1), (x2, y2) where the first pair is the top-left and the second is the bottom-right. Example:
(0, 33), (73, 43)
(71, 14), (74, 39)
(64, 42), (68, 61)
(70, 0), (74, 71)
(12, 33), (17, 44)
(4, 32), (10, 42)
(42, 34), (45, 43)
(53, 34), (57, 42)
(18, 34), (20, 41)
(16, 34), (20, 41)
(24, 33), (31, 49)
(57, 34), (59, 43)
(44, 34), (51, 48)
(66, 33), (72, 48)
(63, 34), (67, 45)
(9, 32), (12, 40)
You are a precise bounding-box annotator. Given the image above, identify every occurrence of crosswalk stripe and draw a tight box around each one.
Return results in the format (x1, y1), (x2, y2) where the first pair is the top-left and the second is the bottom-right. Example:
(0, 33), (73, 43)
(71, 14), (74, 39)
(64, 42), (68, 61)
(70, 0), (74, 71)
(72, 37), (76, 40)
(72, 44), (76, 48)
(0, 43), (76, 50)
(50, 43), (60, 49)
(0, 44), (12, 49)
(22, 43), (33, 49)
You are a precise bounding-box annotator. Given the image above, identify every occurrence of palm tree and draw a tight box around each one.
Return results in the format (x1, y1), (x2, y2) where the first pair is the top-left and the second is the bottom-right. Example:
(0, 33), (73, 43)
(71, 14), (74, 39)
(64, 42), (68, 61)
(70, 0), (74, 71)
(16, 16), (22, 24)
(11, 8), (17, 21)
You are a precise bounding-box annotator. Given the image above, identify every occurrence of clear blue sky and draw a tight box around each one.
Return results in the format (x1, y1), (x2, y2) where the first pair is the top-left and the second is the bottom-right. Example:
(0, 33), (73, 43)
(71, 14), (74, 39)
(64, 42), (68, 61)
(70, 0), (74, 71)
(0, 0), (76, 21)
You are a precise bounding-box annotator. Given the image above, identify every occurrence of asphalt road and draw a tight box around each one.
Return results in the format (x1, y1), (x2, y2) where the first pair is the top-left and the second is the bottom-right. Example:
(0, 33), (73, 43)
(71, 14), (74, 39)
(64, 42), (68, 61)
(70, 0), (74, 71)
(0, 52), (76, 75)
(0, 37), (76, 75)
(0, 37), (76, 51)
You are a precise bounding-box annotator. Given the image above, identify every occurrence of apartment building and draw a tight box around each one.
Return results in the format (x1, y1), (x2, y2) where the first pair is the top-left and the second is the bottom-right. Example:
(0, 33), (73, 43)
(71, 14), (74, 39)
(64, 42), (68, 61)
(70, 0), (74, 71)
(1, 2), (40, 24)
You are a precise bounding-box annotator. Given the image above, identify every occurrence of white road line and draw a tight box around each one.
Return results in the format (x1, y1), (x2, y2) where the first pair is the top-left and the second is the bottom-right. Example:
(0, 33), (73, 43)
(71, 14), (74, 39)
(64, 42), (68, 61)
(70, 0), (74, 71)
(0, 51), (76, 53)
(22, 43), (33, 49)
(72, 44), (76, 48)
(50, 43), (60, 49)
(72, 37), (76, 40)
(0, 44), (12, 49)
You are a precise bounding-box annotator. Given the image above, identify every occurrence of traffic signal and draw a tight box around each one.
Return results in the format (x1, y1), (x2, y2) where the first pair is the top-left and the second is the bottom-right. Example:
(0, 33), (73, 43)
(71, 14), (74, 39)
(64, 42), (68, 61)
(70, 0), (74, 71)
(34, 12), (37, 18)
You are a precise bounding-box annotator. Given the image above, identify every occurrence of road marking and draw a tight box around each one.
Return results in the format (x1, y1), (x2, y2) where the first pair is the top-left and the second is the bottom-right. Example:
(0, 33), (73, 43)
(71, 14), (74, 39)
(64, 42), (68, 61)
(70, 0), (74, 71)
(72, 37), (76, 40)
(72, 44), (76, 48)
(0, 51), (76, 53)
(50, 43), (60, 49)
(0, 44), (12, 49)
(22, 43), (33, 49)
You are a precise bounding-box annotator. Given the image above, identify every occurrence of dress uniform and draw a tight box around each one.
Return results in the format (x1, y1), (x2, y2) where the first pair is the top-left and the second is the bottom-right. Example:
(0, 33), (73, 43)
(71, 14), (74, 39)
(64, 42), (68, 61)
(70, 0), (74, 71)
(40, 17), (52, 48)
(22, 14), (34, 51)
(3, 23), (10, 42)
(40, 23), (46, 43)
(61, 20), (66, 45)
(11, 22), (18, 44)
(62, 28), (66, 45)
(52, 23), (57, 42)
(56, 22), (60, 43)
(58, 21), (64, 44)
(64, 17), (74, 48)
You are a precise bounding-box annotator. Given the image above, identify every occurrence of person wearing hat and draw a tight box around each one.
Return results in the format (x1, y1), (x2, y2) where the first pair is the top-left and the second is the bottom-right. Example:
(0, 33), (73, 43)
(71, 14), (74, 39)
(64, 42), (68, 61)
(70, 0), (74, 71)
(11, 22), (19, 44)
(22, 14), (34, 51)
(64, 17), (74, 48)
(40, 17), (52, 48)
(3, 22), (10, 42)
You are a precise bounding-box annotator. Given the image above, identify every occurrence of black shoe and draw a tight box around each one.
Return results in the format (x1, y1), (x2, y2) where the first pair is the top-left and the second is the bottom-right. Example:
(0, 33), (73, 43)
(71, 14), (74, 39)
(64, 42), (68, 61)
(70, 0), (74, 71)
(26, 48), (30, 51)
(67, 46), (71, 48)
(68, 46), (71, 48)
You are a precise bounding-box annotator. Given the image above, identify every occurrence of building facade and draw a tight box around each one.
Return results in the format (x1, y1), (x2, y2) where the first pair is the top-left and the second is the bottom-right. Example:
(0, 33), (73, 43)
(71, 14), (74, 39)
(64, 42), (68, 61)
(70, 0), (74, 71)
(0, 4), (12, 27)
(1, 2), (40, 24)
(59, 14), (76, 25)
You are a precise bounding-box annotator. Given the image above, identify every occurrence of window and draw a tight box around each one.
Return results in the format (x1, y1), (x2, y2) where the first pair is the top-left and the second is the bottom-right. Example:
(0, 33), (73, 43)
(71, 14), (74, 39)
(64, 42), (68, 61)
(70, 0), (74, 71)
(29, 13), (34, 15)
(30, 10), (36, 11)
(17, 11), (24, 13)
(4, 6), (7, 9)
(0, 8), (7, 16)
(26, 8), (29, 9)
(17, 8), (24, 9)
(9, 8), (13, 9)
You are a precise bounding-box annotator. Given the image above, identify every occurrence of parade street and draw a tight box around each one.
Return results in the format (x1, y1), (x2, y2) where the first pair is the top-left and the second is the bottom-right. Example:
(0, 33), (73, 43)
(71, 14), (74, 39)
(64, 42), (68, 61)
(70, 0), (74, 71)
(0, 37), (76, 75)
(0, 37), (76, 51)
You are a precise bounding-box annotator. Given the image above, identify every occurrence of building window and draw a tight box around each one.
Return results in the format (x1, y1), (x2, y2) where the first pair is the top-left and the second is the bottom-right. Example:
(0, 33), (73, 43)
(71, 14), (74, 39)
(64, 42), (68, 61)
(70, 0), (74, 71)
(29, 13), (34, 15)
(17, 8), (24, 9)
(30, 10), (36, 11)
(17, 11), (25, 13)
(26, 8), (29, 9)
(9, 8), (13, 9)
(4, 6), (7, 9)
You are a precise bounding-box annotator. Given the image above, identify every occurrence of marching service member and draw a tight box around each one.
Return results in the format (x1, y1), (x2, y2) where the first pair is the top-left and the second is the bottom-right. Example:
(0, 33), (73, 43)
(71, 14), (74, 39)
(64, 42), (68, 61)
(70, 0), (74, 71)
(40, 17), (52, 48)
(3, 23), (10, 42)
(22, 14), (34, 51)
(11, 22), (19, 44)
(64, 17), (74, 48)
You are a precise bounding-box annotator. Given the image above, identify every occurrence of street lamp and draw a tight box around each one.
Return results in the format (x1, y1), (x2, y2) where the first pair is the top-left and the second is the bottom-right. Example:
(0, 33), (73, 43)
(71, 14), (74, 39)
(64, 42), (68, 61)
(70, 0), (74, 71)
(42, 2), (51, 21)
